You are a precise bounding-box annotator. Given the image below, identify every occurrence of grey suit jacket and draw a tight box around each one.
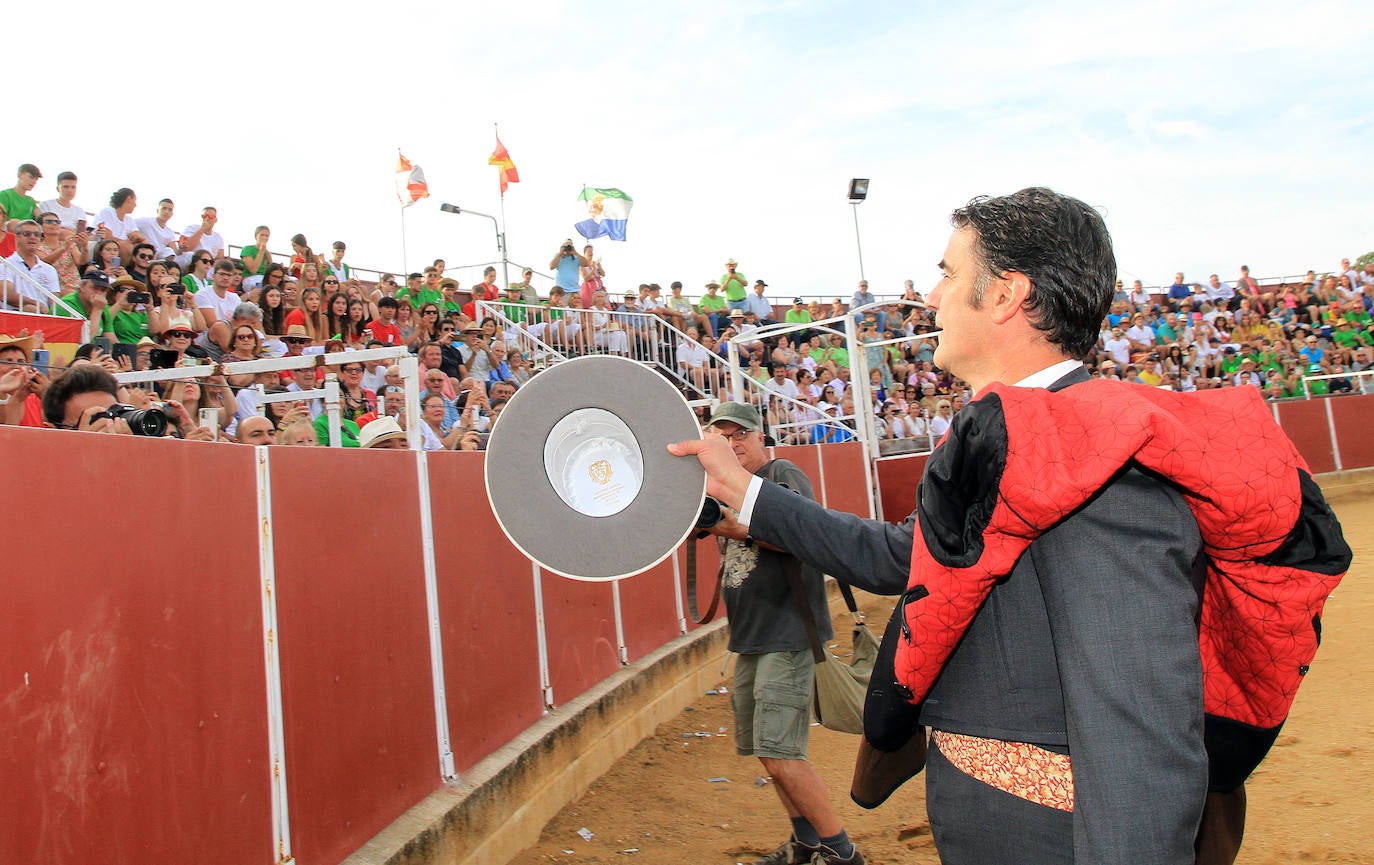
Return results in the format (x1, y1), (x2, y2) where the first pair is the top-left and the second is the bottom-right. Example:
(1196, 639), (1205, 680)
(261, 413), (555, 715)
(747, 370), (1208, 865)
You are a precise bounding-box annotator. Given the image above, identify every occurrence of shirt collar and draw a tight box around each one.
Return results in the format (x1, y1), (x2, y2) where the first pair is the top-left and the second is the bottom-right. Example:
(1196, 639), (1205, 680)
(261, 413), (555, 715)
(1013, 359), (1084, 389)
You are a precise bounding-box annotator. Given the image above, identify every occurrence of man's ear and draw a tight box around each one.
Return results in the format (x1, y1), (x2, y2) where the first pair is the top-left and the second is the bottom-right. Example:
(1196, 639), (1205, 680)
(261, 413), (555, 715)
(988, 271), (1033, 325)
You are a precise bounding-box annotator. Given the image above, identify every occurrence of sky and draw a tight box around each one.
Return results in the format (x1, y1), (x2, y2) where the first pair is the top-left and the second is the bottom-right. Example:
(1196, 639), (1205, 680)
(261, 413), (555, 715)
(12, 0), (1373, 299)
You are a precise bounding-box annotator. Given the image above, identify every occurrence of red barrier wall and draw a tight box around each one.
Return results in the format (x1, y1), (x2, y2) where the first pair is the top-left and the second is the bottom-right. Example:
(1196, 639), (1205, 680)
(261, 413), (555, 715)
(541, 574), (620, 706)
(1331, 397), (1374, 471)
(617, 557), (687, 661)
(875, 454), (928, 523)
(818, 441), (872, 517)
(1275, 400), (1337, 474)
(0, 429), (271, 865)
(429, 453), (546, 772)
(270, 446), (441, 865)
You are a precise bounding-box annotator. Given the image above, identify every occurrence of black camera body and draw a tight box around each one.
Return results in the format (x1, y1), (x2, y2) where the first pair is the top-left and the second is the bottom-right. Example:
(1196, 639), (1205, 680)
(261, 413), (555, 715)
(98, 403), (171, 437)
(697, 496), (725, 530)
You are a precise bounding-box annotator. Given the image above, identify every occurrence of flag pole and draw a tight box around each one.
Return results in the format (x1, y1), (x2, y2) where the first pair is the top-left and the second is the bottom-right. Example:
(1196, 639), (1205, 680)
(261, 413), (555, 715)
(495, 123), (510, 291)
(398, 147), (409, 274)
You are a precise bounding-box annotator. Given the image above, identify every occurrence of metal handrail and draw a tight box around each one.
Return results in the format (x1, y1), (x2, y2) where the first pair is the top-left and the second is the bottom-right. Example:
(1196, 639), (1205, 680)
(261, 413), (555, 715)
(112, 345), (417, 447)
(1, 257), (90, 336)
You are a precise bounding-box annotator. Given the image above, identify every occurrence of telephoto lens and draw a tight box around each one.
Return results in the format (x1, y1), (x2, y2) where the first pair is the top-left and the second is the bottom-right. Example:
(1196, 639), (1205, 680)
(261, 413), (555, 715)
(106, 404), (170, 437)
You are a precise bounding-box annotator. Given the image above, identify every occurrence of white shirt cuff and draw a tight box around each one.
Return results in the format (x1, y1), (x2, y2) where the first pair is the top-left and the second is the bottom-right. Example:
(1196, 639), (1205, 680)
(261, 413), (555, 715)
(737, 475), (765, 526)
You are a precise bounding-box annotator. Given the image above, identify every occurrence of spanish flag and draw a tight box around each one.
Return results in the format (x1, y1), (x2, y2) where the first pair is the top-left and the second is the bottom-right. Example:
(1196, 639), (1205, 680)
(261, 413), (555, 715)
(395, 152), (430, 207)
(488, 136), (520, 196)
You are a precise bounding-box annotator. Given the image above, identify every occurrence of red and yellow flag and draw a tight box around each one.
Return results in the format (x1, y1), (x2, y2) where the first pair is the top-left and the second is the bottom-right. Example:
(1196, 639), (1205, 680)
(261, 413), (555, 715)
(488, 136), (520, 196)
(395, 152), (430, 207)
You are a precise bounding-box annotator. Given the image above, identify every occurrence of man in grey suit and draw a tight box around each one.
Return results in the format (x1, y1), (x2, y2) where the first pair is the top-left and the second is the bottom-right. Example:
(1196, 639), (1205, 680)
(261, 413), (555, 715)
(672, 187), (1209, 864)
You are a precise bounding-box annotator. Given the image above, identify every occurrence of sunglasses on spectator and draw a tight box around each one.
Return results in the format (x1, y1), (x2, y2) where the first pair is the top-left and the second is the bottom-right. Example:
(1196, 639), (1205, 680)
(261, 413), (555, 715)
(166, 330), (194, 338)
(136, 254), (154, 261)
(285, 337), (310, 344)
(235, 333), (257, 341)
(41, 218), (60, 226)
(324, 279), (339, 285)
(341, 366), (364, 373)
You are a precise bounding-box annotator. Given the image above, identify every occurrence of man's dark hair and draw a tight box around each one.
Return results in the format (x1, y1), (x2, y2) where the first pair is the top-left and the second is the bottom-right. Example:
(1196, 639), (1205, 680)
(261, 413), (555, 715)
(57, 170), (77, 183)
(951, 186), (1115, 360)
(109, 187), (136, 208)
(378, 296), (399, 310)
(42, 364), (118, 426)
(213, 259), (238, 274)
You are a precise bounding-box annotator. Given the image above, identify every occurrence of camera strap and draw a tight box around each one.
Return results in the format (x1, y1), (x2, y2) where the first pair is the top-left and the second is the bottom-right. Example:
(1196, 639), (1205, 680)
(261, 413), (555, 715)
(684, 535), (723, 624)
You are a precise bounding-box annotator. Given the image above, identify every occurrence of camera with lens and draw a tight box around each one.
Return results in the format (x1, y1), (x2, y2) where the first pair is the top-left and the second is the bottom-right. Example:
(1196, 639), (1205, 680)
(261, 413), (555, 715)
(562, 243), (574, 254)
(96, 403), (171, 437)
(696, 496), (725, 532)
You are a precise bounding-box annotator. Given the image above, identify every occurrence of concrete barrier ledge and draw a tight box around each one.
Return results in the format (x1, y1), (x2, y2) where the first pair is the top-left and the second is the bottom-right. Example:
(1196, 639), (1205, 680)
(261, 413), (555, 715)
(342, 618), (730, 865)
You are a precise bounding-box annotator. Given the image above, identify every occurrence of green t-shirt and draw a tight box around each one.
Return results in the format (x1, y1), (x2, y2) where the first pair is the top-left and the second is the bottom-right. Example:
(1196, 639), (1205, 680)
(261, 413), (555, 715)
(53, 291), (91, 319)
(500, 299), (528, 324)
(239, 245), (271, 276)
(699, 293), (726, 313)
(540, 302), (567, 321)
(0, 189), (37, 224)
(397, 288), (443, 309)
(1332, 329), (1363, 349)
(821, 346), (850, 368)
(785, 309), (812, 324)
(102, 308), (149, 343)
(720, 272), (748, 302)
(1218, 355), (1242, 376)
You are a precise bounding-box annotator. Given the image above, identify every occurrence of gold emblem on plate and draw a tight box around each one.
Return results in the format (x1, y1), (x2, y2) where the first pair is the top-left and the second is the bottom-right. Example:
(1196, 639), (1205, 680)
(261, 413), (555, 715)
(589, 459), (613, 485)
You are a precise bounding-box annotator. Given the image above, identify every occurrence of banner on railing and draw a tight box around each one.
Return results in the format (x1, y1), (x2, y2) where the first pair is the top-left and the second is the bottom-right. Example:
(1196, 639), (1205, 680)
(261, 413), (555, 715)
(0, 311), (84, 368)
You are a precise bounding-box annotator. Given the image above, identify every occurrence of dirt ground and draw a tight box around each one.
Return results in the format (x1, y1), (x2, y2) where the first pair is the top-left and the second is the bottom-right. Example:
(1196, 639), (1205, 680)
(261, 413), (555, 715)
(508, 486), (1373, 865)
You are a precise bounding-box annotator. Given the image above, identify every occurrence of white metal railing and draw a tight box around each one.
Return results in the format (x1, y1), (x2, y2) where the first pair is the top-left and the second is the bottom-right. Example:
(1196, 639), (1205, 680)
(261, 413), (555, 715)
(1, 258), (90, 336)
(1301, 367), (1374, 398)
(113, 345), (417, 447)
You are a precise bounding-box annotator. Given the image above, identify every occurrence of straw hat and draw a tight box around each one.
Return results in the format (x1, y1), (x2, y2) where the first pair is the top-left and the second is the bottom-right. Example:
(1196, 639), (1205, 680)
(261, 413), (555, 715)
(359, 416), (408, 449)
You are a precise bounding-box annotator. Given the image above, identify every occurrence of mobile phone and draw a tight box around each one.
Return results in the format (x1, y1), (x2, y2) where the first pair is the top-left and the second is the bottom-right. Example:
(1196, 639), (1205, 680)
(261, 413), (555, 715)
(127, 291), (151, 305)
(112, 342), (138, 367)
(92, 336), (113, 354)
(198, 408), (220, 439)
(149, 348), (179, 369)
(75, 219), (87, 234)
(167, 284), (186, 296)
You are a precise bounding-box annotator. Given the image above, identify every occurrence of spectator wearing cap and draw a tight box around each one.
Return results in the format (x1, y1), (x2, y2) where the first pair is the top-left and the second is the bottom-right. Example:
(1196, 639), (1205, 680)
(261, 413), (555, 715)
(745, 279), (773, 324)
(102, 274), (160, 346)
(851, 279), (884, 333)
(698, 282), (727, 335)
(0, 163), (41, 231)
(720, 258), (748, 312)
(3, 219), (61, 311)
(0, 331), (48, 427)
(52, 269), (111, 332)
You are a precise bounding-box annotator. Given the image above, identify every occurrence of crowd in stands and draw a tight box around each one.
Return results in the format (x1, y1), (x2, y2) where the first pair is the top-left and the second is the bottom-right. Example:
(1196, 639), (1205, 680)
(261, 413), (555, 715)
(3, 161), (1372, 450)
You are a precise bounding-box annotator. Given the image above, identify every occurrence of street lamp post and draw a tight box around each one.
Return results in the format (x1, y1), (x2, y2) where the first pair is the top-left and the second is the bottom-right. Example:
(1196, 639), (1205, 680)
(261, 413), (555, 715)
(848, 178), (869, 284)
(439, 202), (509, 292)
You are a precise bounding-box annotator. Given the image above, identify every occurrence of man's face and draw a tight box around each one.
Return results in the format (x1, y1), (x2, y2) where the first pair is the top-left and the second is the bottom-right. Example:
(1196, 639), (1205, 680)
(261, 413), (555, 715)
(213, 268), (235, 291)
(60, 389), (117, 429)
(292, 368), (315, 389)
(425, 271), (439, 288)
(158, 200), (174, 223)
(424, 371), (447, 393)
(238, 417), (275, 445)
(858, 281), (869, 293)
(709, 420), (766, 472)
(754, 283), (765, 294)
(928, 227), (1003, 380)
(1209, 275), (1221, 288)
(408, 275), (422, 290)
(492, 382), (516, 402)
(14, 223), (43, 255)
(57, 177), (77, 202)
(384, 392), (405, 415)
(201, 208), (217, 226)
(1174, 273), (1184, 284)
(18, 171), (38, 193)
(420, 347), (441, 369)
(522, 270), (533, 285)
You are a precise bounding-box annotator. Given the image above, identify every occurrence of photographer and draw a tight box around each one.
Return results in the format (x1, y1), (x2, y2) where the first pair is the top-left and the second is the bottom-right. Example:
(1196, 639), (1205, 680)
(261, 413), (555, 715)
(696, 402), (862, 865)
(548, 238), (590, 300)
(41, 363), (132, 433)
